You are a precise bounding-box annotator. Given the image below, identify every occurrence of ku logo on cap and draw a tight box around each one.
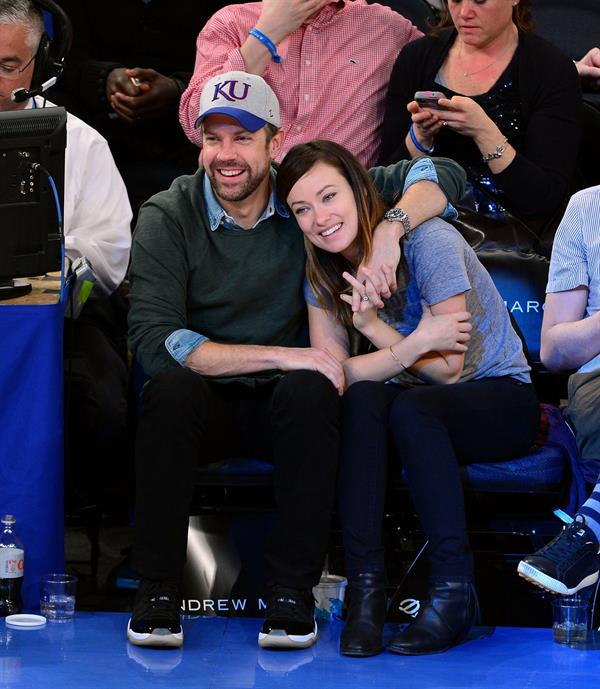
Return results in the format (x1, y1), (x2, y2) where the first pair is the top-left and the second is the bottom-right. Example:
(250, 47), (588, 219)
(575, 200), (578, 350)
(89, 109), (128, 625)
(212, 80), (251, 102)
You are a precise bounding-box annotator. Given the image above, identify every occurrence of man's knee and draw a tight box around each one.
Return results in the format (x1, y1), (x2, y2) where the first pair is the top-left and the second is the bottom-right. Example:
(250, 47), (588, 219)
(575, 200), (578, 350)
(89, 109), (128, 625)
(141, 366), (211, 416)
(271, 370), (340, 419)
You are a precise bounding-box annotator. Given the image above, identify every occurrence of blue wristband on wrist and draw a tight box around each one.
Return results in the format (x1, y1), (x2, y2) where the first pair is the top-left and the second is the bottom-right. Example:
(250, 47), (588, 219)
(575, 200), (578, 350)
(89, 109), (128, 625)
(409, 123), (435, 155)
(249, 27), (282, 63)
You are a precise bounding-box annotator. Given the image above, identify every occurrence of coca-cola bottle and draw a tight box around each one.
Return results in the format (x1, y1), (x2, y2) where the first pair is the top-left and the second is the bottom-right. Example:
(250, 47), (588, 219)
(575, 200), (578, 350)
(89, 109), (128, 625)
(0, 515), (24, 616)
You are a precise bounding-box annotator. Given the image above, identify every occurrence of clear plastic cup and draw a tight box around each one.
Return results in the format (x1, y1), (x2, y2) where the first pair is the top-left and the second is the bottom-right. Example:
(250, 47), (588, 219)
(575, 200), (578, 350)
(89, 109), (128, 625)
(552, 597), (588, 646)
(40, 573), (77, 622)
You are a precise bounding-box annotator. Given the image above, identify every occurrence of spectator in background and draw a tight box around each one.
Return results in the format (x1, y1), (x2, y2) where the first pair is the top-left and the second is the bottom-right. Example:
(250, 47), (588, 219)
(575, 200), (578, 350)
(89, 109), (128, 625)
(518, 185), (600, 597)
(179, 0), (422, 168)
(379, 0), (582, 230)
(52, 0), (234, 213)
(577, 47), (600, 92)
(0, 0), (132, 512)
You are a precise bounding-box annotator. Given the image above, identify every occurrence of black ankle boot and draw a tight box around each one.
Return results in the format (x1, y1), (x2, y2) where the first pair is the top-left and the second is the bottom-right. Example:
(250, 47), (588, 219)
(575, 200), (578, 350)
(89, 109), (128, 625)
(340, 572), (387, 657)
(388, 580), (479, 656)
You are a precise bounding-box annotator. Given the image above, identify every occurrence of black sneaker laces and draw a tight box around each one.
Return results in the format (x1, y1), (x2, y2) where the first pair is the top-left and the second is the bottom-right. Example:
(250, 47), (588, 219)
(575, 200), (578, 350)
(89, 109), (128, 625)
(539, 518), (595, 565)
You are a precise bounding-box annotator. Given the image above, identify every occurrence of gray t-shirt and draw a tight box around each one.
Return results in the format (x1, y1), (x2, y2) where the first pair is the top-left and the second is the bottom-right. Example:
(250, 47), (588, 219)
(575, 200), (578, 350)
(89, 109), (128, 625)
(306, 218), (531, 385)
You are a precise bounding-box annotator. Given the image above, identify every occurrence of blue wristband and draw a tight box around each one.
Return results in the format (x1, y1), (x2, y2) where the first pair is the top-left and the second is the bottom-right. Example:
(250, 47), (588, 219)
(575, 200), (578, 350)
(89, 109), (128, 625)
(249, 27), (282, 63)
(409, 123), (435, 155)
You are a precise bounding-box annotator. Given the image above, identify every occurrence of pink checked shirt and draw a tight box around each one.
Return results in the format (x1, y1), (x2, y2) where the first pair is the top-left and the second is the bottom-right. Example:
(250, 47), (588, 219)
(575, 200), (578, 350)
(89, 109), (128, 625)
(179, 1), (422, 167)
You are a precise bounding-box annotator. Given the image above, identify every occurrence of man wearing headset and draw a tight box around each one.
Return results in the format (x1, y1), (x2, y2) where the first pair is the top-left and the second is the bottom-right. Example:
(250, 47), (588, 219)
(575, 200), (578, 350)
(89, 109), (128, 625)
(0, 0), (132, 512)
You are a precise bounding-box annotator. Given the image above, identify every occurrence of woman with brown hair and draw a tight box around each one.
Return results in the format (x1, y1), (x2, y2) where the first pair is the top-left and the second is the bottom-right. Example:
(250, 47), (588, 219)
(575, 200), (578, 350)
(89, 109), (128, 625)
(379, 0), (582, 226)
(277, 139), (539, 657)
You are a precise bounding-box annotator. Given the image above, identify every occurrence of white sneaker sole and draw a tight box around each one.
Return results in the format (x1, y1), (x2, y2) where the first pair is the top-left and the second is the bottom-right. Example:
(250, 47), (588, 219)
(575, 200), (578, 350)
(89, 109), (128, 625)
(258, 620), (318, 649)
(517, 560), (599, 595)
(127, 618), (184, 648)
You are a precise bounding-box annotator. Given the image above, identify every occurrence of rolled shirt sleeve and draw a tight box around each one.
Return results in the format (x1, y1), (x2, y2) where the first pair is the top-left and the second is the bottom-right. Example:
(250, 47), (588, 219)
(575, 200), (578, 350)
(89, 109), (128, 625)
(165, 329), (209, 366)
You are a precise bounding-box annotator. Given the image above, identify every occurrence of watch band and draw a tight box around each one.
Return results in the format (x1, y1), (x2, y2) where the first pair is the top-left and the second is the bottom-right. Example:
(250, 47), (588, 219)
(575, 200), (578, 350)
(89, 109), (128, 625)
(383, 207), (412, 235)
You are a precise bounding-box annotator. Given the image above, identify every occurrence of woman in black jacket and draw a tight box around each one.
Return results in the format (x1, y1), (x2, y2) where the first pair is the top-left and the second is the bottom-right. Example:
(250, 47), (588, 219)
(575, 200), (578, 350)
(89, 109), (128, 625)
(379, 0), (582, 226)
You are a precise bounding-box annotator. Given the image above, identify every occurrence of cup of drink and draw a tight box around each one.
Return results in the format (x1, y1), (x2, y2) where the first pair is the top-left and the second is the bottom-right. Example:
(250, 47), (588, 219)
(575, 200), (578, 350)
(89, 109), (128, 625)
(552, 596), (588, 646)
(312, 574), (347, 621)
(40, 573), (77, 623)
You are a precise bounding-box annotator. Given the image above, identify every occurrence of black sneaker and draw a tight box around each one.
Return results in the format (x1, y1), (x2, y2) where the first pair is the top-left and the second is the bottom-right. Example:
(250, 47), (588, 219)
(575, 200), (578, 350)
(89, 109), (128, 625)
(518, 516), (600, 595)
(258, 587), (317, 649)
(127, 578), (183, 648)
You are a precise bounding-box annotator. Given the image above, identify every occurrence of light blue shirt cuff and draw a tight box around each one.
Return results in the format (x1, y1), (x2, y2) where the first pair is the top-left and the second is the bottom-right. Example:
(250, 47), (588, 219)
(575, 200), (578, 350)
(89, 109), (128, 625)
(165, 329), (208, 366)
(402, 158), (458, 220)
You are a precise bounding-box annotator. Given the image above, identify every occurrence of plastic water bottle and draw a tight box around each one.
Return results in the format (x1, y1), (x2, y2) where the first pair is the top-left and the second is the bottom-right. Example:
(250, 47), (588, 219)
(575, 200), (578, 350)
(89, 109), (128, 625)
(0, 515), (24, 616)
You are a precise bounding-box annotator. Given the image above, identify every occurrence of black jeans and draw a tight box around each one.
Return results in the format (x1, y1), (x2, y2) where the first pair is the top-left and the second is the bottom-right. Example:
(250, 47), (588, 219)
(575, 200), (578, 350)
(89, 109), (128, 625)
(132, 367), (340, 590)
(338, 378), (539, 580)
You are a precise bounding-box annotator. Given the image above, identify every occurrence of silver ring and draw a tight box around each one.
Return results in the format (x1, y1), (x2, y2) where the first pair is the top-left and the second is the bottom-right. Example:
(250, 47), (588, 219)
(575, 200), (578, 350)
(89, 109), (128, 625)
(442, 120), (448, 127)
(361, 295), (370, 302)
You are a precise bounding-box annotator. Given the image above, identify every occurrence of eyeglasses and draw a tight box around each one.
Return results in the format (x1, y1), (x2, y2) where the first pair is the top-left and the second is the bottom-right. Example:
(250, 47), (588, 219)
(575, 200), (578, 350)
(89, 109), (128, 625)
(0, 54), (35, 80)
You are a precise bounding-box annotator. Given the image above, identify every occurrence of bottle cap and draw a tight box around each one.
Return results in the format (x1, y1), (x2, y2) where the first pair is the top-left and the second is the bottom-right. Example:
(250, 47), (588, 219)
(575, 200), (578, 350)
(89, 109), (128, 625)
(5, 614), (47, 629)
(1, 515), (15, 526)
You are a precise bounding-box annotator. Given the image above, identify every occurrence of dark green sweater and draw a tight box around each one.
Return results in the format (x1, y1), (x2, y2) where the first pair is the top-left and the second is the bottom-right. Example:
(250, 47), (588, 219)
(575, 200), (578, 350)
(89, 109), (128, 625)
(129, 160), (465, 378)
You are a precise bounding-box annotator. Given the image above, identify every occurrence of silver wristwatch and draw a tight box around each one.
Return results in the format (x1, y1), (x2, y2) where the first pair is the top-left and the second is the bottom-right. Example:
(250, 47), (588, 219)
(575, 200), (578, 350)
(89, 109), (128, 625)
(383, 207), (412, 235)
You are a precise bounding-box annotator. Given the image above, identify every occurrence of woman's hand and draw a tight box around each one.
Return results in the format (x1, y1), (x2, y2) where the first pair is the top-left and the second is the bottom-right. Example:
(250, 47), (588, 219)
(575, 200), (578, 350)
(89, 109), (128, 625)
(434, 96), (492, 140)
(407, 100), (445, 150)
(413, 304), (472, 353)
(340, 270), (380, 333)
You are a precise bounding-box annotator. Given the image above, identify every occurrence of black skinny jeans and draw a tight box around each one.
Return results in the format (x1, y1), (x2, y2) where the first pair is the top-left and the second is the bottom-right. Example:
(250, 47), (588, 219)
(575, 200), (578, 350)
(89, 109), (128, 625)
(338, 377), (539, 580)
(133, 367), (340, 591)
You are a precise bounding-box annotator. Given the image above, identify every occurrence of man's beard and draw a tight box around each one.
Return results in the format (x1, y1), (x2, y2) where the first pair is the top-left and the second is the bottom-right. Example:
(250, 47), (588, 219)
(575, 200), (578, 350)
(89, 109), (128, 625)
(207, 160), (269, 203)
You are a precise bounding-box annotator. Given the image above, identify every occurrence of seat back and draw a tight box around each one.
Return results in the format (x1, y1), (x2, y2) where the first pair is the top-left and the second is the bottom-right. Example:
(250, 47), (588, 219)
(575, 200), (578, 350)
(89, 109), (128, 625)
(476, 249), (548, 366)
(531, 0), (600, 60)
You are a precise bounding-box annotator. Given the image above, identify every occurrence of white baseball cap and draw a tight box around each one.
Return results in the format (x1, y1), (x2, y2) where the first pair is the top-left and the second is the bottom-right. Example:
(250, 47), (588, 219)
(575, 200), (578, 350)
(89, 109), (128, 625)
(195, 71), (281, 132)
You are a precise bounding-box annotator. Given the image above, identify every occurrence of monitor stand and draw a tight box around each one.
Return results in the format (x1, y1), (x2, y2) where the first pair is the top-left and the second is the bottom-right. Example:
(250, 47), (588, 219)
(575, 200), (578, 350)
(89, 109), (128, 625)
(0, 280), (32, 301)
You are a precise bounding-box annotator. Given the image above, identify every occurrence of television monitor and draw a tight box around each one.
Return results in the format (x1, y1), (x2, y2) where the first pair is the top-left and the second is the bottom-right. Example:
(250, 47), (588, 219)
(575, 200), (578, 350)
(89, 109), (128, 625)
(0, 106), (66, 300)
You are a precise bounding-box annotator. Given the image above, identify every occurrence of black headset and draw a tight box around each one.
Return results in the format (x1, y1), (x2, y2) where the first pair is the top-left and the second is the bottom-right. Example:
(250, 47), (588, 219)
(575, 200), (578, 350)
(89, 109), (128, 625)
(12, 0), (73, 103)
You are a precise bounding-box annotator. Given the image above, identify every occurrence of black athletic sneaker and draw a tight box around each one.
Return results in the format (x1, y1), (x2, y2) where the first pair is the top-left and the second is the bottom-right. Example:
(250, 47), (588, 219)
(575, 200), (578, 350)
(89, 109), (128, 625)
(127, 578), (183, 648)
(258, 587), (317, 649)
(518, 516), (600, 595)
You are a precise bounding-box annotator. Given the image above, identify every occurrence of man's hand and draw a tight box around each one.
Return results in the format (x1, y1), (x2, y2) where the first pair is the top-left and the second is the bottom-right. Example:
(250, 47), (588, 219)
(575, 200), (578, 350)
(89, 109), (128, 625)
(105, 67), (140, 100)
(106, 67), (180, 124)
(277, 346), (346, 395)
(358, 225), (402, 300)
(413, 304), (472, 353)
(255, 0), (330, 44)
(576, 47), (600, 90)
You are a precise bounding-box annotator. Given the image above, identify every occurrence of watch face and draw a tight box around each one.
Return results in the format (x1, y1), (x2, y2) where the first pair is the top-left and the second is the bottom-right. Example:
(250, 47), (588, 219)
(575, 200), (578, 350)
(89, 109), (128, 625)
(384, 208), (411, 233)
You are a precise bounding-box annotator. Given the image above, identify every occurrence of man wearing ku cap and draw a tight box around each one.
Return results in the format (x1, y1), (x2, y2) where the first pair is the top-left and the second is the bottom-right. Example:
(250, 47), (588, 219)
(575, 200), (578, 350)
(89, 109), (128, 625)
(127, 71), (466, 652)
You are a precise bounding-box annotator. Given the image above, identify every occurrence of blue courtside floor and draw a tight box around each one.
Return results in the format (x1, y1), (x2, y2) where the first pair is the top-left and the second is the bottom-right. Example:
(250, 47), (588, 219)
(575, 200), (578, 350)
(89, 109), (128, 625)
(2, 614), (599, 689)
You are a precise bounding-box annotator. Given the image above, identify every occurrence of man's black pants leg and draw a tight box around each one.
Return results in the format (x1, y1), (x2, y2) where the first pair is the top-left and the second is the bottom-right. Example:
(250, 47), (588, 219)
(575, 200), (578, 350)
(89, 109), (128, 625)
(132, 367), (340, 591)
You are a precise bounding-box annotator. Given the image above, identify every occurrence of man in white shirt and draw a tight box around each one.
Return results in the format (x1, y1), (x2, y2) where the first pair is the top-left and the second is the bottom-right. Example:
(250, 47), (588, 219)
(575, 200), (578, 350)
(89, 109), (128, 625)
(0, 0), (132, 510)
(518, 186), (600, 598)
